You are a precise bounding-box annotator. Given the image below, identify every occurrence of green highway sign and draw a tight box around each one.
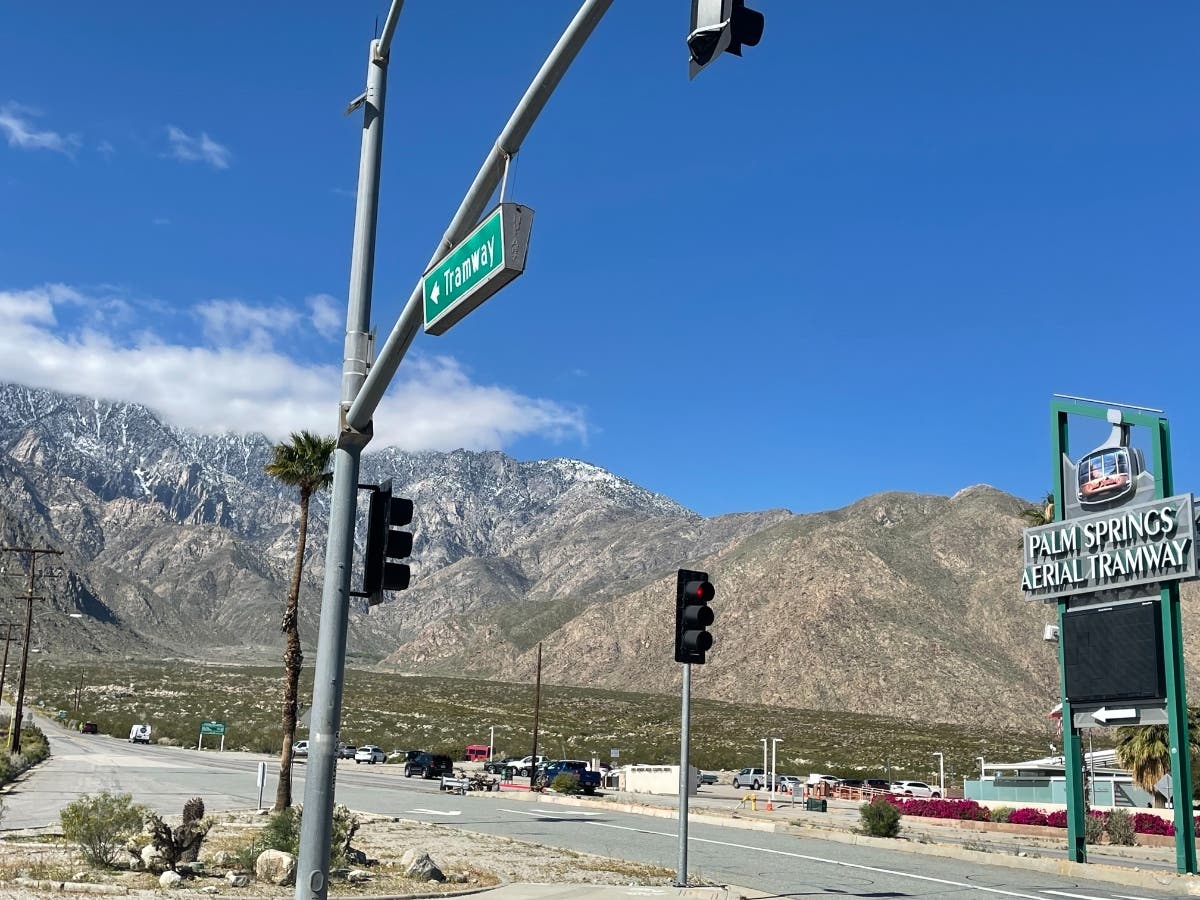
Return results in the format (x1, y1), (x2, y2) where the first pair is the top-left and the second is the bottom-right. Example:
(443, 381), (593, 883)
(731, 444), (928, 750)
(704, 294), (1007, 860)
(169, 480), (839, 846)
(423, 202), (534, 335)
(199, 721), (226, 736)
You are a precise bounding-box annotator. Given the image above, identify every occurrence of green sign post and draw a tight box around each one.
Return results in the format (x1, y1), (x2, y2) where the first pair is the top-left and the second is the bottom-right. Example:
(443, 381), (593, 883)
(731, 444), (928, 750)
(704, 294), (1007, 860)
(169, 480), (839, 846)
(198, 720), (226, 752)
(423, 203), (534, 335)
(1040, 398), (1196, 873)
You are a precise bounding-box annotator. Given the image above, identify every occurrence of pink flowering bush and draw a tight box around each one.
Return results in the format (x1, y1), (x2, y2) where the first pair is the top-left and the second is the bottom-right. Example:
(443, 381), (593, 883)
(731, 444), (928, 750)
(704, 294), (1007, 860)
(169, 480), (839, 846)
(1007, 808), (1049, 827)
(1045, 810), (1068, 828)
(886, 797), (991, 821)
(1131, 812), (1174, 836)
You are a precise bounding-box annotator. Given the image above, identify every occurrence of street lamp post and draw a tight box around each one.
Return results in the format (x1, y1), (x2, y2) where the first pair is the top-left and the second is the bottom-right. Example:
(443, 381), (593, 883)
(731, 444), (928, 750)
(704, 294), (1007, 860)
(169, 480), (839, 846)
(933, 751), (944, 796)
(770, 738), (781, 803)
(760, 738), (767, 790)
(489, 725), (495, 761)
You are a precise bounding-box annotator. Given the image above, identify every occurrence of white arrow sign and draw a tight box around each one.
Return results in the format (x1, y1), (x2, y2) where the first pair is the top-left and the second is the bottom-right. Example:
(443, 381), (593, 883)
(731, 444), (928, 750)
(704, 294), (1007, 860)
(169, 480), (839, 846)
(429, 282), (441, 305)
(1092, 706), (1137, 724)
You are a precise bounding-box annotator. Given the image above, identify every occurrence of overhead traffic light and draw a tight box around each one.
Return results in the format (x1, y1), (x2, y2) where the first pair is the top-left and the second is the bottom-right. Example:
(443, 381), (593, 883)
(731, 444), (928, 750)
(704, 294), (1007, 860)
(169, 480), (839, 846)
(687, 0), (764, 79)
(360, 479), (413, 606)
(675, 568), (715, 664)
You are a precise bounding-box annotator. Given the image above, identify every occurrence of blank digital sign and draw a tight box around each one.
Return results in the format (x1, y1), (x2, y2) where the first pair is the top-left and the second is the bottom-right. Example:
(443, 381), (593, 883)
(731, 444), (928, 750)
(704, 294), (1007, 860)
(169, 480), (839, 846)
(1062, 601), (1166, 706)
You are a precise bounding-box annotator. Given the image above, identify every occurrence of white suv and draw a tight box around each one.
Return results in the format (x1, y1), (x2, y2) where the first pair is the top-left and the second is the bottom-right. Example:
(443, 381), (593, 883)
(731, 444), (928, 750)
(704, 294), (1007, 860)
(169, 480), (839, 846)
(732, 767), (766, 789)
(891, 780), (941, 798)
(355, 745), (386, 764)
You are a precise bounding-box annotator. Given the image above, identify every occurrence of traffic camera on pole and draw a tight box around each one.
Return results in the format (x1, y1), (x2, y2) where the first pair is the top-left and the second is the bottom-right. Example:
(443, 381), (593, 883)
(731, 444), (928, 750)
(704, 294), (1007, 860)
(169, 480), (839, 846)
(675, 568), (715, 664)
(687, 0), (765, 79)
(359, 479), (413, 606)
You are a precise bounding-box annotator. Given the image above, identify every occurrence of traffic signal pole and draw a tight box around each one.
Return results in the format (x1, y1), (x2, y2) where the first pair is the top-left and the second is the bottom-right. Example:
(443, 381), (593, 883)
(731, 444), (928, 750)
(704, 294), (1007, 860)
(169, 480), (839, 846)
(675, 662), (692, 887)
(297, 4), (614, 897)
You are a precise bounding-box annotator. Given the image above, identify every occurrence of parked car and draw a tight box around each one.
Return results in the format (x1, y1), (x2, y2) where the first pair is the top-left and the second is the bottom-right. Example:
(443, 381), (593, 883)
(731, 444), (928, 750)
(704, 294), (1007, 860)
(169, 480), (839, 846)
(733, 767), (766, 790)
(80, 722), (99, 735)
(484, 755), (519, 775)
(388, 748), (422, 763)
(337, 742), (357, 759)
(891, 780), (941, 798)
(355, 745), (386, 764)
(865, 778), (891, 792)
(697, 772), (719, 786)
(776, 774), (803, 793)
(405, 752), (454, 779)
(128, 723), (151, 744)
(536, 759), (601, 794)
(292, 740), (309, 758)
(514, 754), (548, 777)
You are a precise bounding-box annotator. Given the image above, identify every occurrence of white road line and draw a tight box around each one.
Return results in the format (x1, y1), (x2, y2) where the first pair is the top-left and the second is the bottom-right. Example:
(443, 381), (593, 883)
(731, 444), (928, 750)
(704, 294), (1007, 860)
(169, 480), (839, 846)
(499, 807), (600, 818)
(1040, 892), (1112, 900)
(1113, 895), (1161, 900)
(408, 808), (461, 816)
(567, 817), (1054, 900)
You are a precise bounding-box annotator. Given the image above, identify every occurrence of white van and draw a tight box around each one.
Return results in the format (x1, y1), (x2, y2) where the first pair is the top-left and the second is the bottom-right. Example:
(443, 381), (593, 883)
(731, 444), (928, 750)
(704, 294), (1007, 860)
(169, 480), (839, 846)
(128, 724), (151, 744)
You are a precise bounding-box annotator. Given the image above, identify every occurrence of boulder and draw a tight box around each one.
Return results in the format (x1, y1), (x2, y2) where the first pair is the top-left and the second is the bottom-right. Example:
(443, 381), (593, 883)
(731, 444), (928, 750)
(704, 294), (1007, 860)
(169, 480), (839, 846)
(255, 849), (296, 886)
(347, 869), (371, 884)
(400, 850), (444, 882)
(204, 850), (234, 868)
(141, 843), (166, 871)
(225, 873), (250, 888)
(160, 870), (183, 888)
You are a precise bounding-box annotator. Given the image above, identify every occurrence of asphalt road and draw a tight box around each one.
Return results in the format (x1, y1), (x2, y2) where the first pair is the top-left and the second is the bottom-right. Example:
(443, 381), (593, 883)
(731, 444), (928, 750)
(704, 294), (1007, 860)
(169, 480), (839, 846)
(2, 719), (1184, 900)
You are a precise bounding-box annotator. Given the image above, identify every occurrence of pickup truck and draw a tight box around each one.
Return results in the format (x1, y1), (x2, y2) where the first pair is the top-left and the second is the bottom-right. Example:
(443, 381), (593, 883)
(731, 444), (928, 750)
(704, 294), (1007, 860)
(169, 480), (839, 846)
(535, 759), (601, 795)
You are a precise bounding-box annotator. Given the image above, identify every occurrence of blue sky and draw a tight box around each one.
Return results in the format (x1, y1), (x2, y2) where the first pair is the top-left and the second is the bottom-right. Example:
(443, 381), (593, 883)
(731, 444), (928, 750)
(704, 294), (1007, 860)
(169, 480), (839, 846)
(1, 2), (1196, 517)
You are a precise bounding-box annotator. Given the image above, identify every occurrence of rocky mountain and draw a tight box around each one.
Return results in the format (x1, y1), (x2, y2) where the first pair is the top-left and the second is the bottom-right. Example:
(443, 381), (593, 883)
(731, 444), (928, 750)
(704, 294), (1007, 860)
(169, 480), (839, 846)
(2, 382), (1196, 731)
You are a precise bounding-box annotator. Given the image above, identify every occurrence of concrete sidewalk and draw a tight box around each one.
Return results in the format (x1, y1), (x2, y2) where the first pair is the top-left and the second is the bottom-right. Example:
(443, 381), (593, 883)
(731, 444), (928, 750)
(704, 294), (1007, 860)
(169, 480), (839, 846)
(478, 886), (759, 900)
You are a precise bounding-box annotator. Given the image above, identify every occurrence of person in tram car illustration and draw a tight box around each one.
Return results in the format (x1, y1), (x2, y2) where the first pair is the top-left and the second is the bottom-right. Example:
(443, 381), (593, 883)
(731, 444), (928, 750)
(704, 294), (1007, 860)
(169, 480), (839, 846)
(1077, 450), (1131, 503)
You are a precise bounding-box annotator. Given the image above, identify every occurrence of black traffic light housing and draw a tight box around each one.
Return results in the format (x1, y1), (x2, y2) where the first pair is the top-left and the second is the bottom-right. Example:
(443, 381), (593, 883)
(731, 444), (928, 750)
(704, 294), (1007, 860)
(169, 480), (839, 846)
(675, 568), (715, 664)
(358, 479), (413, 606)
(688, 0), (765, 79)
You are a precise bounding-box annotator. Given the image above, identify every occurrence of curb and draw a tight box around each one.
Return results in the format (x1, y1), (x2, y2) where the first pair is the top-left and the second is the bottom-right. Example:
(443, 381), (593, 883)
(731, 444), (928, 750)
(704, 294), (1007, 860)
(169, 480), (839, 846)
(498, 790), (1200, 895)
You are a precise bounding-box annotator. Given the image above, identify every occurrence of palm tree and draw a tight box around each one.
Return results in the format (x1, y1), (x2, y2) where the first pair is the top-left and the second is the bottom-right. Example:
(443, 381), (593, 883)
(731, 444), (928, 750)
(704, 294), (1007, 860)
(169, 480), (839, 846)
(1021, 492), (1056, 527)
(1115, 708), (1200, 807)
(264, 430), (335, 811)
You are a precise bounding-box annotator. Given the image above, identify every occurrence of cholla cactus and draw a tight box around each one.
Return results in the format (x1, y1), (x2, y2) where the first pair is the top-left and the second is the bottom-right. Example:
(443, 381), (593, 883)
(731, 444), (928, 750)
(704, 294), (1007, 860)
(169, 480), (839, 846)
(182, 797), (205, 824)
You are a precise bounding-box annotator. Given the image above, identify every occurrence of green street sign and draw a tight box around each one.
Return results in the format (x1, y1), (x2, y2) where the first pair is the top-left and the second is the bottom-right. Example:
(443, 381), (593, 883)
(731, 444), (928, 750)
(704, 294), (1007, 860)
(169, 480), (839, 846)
(423, 203), (534, 336)
(199, 721), (225, 736)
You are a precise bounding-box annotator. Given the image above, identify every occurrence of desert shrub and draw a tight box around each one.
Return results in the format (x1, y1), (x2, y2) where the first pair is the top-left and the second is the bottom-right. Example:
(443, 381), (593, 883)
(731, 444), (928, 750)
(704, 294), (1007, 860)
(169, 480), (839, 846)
(989, 806), (1012, 823)
(259, 805), (359, 867)
(60, 792), (146, 867)
(1084, 810), (1107, 844)
(860, 797), (901, 838)
(1007, 808), (1048, 827)
(1131, 812), (1174, 836)
(551, 773), (579, 794)
(1106, 808), (1135, 845)
(1045, 809), (1068, 828)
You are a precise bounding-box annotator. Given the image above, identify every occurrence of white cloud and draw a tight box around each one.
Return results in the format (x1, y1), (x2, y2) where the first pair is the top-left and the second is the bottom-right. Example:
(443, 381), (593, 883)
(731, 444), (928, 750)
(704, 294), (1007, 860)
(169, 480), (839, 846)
(307, 293), (342, 340)
(97, 140), (116, 159)
(0, 103), (81, 155)
(0, 284), (587, 450)
(152, 216), (171, 226)
(195, 298), (300, 351)
(165, 125), (231, 169)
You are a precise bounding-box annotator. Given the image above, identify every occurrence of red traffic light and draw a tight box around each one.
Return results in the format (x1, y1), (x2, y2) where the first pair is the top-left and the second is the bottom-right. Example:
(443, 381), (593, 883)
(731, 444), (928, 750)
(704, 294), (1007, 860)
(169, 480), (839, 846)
(683, 580), (714, 603)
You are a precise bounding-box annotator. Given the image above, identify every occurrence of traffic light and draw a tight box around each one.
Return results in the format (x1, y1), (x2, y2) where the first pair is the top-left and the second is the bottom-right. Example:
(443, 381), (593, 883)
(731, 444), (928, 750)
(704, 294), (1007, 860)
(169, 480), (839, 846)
(675, 568), (715, 664)
(361, 479), (413, 606)
(687, 0), (764, 80)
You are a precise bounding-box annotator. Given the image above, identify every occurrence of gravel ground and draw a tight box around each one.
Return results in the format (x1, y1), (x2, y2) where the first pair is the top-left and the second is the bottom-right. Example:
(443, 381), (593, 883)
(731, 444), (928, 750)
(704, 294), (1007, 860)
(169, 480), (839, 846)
(0, 807), (678, 899)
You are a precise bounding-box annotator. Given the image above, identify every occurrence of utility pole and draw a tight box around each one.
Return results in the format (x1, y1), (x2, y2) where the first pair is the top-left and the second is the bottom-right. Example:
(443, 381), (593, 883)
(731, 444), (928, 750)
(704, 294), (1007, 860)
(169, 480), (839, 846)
(0, 622), (21, 715)
(1, 545), (63, 753)
(530, 642), (542, 786)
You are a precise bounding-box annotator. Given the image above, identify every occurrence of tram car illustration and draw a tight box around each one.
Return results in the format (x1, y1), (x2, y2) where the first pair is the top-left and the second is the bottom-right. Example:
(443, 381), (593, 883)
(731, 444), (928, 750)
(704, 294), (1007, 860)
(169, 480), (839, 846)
(1076, 445), (1141, 509)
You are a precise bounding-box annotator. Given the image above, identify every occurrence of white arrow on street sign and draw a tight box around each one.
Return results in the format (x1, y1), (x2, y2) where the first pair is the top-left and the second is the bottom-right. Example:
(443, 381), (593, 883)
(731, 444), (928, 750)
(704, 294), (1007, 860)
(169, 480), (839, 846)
(429, 282), (441, 305)
(1092, 706), (1137, 724)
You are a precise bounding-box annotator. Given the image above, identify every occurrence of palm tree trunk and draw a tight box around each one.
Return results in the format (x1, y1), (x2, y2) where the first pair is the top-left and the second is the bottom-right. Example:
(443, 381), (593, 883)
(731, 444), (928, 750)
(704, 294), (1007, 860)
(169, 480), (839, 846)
(274, 491), (311, 811)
